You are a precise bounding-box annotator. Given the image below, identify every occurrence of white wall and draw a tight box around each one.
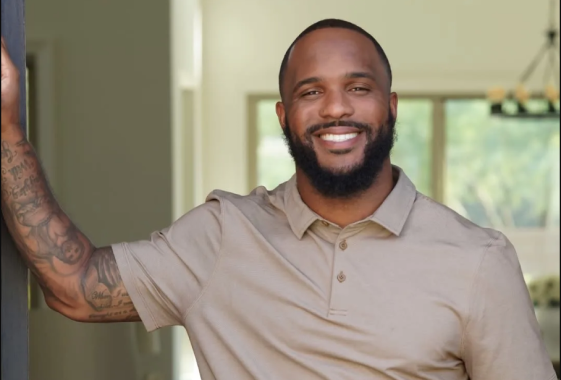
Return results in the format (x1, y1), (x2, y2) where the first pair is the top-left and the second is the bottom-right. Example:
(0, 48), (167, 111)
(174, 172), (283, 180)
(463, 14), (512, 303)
(171, 0), (203, 219)
(201, 0), (560, 197)
(26, 1), (175, 380)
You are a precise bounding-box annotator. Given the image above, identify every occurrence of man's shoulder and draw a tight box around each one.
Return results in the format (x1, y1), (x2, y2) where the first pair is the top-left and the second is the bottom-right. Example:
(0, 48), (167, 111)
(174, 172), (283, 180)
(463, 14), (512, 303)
(205, 182), (289, 214)
(170, 184), (288, 238)
(408, 192), (503, 250)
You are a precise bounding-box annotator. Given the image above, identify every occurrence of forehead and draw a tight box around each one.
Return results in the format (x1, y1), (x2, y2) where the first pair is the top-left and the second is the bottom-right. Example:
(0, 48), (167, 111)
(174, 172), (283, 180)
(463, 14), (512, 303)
(286, 28), (381, 85)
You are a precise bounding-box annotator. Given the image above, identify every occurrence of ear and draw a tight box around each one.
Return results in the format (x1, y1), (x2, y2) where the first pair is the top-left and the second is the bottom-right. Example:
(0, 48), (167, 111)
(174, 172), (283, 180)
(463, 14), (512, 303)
(276, 101), (287, 130)
(389, 92), (398, 120)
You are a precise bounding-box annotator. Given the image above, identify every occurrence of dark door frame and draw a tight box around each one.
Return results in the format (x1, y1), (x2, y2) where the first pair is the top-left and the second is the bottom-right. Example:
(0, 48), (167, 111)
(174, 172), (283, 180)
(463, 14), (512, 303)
(1, 0), (29, 379)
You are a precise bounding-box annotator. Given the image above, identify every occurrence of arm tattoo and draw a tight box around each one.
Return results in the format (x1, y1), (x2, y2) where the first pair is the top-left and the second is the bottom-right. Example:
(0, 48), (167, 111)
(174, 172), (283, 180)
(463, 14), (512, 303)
(82, 247), (139, 321)
(2, 138), (89, 276)
(1, 140), (18, 164)
(1, 134), (138, 322)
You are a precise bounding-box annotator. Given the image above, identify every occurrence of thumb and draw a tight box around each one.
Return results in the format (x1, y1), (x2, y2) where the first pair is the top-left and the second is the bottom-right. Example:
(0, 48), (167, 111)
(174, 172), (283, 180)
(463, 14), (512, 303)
(1, 37), (18, 75)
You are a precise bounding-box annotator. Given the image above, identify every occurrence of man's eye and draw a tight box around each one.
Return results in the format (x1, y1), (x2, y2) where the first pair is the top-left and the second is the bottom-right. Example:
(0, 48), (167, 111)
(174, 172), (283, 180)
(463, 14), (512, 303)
(350, 87), (369, 92)
(303, 90), (321, 97)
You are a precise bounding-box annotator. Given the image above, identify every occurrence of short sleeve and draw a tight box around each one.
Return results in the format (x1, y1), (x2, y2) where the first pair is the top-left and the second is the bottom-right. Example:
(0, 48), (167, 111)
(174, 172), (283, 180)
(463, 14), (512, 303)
(112, 199), (223, 332)
(462, 232), (557, 380)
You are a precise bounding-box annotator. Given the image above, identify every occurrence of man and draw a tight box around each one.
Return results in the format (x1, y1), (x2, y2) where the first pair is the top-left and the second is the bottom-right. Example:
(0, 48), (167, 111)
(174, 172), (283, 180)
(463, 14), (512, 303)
(1, 19), (556, 380)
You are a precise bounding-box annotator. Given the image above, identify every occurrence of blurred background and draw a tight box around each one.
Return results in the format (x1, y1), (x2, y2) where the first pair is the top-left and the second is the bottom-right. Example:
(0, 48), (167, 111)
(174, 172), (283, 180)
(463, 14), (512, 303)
(21, 0), (559, 379)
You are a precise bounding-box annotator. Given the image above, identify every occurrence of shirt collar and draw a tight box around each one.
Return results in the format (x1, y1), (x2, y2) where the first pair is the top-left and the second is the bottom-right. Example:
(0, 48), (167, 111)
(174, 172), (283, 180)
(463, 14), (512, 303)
(282, 166), (417, 239)
(367, 166), (417, 236)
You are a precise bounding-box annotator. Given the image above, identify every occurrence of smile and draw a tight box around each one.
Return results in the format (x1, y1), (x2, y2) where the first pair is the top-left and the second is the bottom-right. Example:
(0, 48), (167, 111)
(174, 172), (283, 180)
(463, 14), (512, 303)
(319, 133), (359, 142)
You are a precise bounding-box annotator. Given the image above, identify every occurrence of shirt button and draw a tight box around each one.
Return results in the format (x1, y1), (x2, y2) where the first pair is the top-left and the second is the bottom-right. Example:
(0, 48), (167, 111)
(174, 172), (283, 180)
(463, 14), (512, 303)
(337, 271), (346, 283)
(321, 221), (329, 227)
(339, 239), (348, 251)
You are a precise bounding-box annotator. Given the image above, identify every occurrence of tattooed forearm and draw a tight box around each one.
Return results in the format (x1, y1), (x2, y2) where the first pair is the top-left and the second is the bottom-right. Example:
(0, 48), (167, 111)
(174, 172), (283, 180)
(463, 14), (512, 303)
(82, 247), (139, 321)
(1, 132), (138, 322)
(1, 140), (18, 163)
(82, 247), (131, 310)
(1, 136), (90, 275)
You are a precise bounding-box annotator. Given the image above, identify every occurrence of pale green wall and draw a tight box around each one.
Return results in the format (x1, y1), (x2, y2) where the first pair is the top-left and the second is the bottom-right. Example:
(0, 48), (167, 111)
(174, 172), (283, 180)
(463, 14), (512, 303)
(26, 1), (174, 380)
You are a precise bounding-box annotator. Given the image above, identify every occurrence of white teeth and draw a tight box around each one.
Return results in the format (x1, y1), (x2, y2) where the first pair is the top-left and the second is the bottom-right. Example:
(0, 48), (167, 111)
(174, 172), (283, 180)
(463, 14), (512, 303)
(320, 133), (358, 142)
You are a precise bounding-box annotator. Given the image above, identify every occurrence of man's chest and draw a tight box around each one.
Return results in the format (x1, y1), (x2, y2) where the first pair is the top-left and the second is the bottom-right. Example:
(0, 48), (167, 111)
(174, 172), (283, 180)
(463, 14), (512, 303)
(191, 230), (471, 376)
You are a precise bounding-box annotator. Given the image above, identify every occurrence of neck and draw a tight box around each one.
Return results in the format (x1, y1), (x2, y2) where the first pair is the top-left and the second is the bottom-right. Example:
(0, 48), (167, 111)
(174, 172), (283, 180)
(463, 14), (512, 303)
(296, 160), (395, 228)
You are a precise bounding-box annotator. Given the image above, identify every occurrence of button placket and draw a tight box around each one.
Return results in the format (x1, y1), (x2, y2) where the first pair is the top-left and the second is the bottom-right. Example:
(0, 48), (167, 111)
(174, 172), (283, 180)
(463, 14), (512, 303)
(329, 235), (350, 316)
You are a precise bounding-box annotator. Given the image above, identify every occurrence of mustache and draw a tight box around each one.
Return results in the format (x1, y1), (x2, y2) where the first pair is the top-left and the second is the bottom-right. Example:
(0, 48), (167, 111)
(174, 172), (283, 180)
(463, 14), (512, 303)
(305, 120), (372, 135)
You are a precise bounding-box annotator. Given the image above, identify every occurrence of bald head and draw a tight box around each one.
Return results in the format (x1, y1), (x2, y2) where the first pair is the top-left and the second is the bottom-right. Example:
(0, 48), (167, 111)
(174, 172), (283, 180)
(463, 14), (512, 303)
(278, 19), (392, 100)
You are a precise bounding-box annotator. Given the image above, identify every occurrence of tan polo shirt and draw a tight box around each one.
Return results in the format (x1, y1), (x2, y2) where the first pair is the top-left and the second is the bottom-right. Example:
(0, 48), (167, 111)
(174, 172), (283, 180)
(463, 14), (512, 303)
(113, 167), (556, 380)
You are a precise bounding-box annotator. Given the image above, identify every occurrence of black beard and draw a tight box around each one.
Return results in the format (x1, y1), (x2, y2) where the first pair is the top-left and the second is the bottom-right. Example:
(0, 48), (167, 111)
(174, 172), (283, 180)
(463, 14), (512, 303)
(282, 109), (396, 199)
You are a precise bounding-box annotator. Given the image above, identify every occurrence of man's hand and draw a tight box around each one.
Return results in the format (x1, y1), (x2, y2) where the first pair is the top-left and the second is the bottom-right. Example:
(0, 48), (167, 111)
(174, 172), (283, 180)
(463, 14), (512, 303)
(1, 36), (20, 129)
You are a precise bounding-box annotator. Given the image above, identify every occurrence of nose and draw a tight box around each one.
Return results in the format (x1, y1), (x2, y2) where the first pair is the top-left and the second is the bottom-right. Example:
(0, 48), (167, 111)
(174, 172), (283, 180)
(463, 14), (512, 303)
(319, 89), (354, 121)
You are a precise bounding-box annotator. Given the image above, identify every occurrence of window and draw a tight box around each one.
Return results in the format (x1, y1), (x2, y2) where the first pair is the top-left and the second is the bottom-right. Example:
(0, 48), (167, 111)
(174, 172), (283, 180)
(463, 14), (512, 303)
(445, 100), (559, 229)
(442, 98), (560, 281)
(444, 99), (559, 230)
(253, 98), (294, 192)
(388, 98), (433, 196)
(249, 95), (560, 277)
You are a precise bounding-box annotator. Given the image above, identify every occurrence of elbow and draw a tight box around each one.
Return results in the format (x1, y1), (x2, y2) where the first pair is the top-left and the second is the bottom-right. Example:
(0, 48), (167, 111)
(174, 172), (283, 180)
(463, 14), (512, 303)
(43, 293), (69, 316)
(43, 292), (88, 322)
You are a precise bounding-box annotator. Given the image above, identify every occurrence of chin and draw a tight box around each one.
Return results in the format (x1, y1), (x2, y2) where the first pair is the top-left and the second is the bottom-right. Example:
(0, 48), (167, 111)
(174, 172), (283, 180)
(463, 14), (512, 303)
(317, 156), (365, 174)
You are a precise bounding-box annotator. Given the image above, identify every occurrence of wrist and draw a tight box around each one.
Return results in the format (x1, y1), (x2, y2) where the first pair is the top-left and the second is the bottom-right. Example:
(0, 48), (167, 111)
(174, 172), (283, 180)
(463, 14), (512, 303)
(1, 124), (25, 142)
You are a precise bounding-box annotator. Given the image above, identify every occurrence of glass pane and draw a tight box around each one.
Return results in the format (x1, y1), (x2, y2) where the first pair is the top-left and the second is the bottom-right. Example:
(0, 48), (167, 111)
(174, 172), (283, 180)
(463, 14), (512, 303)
(255, 98), (434, 194)
(392, 99), (433, 196)
(444, 98), (560, 276)
(445, 99), (559, 229)
(256, 99), (294, 189)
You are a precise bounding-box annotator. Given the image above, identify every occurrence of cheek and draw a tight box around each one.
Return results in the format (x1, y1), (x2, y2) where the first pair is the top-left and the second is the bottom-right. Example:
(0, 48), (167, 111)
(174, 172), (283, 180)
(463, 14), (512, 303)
(355, 97), (386, 120)
(288, 103), (320, 133)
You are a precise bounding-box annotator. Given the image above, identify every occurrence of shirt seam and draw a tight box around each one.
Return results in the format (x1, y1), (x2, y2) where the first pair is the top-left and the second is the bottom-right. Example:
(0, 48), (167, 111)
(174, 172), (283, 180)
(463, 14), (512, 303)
(459, 231), (500, 358)
(182, 198), (227, 319)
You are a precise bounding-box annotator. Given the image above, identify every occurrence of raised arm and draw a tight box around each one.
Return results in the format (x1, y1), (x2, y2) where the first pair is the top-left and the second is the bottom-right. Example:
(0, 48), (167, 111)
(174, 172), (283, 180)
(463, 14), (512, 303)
(1, 37), (139, 323)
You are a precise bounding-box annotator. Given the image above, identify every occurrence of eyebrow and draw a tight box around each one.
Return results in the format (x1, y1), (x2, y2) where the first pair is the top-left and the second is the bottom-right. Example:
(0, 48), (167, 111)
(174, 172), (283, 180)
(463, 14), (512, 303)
(292, 77), (322, 95)
(345, 72), (377, 82)
(291, 72), (378, 95)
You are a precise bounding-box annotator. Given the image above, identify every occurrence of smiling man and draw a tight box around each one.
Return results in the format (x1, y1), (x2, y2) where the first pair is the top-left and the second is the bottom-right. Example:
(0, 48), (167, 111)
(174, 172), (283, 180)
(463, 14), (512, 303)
(1, 19), (557, 380)
(277, 23), (397, 225)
